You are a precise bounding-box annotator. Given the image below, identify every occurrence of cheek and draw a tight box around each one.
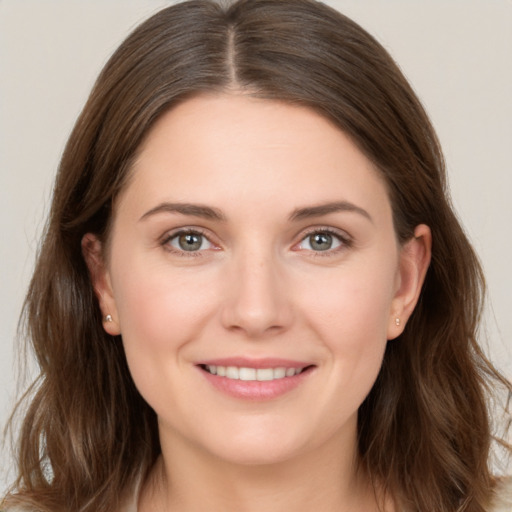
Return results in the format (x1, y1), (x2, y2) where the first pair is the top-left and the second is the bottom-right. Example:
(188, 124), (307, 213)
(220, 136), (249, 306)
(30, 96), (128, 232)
(304, 258), (396, 341)
(110, 259), (219, 382)
(301, 256), (396, 387)
(110, 267), (221, 414)
(310, 285), (391, 427)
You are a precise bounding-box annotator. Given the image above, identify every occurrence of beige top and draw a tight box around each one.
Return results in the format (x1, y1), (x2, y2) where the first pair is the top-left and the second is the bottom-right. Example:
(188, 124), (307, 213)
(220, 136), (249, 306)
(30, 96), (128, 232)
(492, 476), (512, 512)
(5, 478), (511, 511)
(122, 498), (138, 512)
(120, 477), (512, 512)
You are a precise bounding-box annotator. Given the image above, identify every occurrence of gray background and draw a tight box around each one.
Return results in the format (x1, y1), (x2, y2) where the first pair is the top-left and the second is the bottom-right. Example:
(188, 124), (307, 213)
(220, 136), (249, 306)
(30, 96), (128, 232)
(1, 0), (511, 489)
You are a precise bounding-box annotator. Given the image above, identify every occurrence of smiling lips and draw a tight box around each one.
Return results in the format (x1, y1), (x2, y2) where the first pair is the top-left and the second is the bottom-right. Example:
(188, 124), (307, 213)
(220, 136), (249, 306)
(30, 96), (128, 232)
(197, 359), (314, 400)
(203, 365), (305, 381)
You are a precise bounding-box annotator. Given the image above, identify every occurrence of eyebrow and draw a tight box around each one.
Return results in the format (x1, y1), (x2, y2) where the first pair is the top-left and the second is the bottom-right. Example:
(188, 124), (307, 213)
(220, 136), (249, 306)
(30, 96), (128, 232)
(139, 202), (227, 222)
(139, 200), (372, 224)
(289, 201), (373, 223)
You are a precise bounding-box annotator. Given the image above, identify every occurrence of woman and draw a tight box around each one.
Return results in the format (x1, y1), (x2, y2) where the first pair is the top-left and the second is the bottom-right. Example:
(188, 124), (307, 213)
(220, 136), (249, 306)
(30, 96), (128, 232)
(2, 0), (511, 511)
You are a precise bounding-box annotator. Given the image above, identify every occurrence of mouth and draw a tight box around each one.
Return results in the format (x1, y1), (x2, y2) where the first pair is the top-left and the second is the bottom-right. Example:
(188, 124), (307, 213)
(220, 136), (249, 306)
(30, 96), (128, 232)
(196, 360), (316, 400)
(199, 364), (311, 381)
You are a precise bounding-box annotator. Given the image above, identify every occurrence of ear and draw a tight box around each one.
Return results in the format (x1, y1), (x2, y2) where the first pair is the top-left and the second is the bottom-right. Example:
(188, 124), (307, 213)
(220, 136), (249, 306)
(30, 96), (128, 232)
(387, 224), (432, 340)
(81, 233), (121, 336)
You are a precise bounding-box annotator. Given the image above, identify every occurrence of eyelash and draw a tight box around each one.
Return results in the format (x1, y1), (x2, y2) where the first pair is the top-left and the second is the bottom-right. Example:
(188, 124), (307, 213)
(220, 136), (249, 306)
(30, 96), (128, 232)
(160, 227), (353, 257)
(160, 228), (215, 257)
(295, 227), (353, 257)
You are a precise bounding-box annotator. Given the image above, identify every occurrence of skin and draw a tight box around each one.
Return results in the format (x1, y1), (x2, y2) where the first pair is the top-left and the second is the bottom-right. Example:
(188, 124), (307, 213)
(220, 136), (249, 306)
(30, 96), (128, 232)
(83, 94), (431, 512)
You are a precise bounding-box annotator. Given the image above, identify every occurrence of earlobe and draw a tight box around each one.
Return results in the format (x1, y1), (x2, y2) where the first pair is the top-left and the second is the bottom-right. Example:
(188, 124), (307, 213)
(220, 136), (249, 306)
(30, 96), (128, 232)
(388, 224), (432, 340)
(81, 233), (121, 336)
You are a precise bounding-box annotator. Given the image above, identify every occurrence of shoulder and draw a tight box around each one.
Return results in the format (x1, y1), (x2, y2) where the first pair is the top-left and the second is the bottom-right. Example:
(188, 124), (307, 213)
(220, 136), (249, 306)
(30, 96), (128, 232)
(491, 476), (512, 512)
(118, 484), (139, 512)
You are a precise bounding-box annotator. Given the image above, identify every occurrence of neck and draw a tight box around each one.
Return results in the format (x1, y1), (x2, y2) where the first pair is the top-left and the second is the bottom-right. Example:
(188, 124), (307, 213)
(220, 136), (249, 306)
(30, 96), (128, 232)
(139, 425), (389, 512)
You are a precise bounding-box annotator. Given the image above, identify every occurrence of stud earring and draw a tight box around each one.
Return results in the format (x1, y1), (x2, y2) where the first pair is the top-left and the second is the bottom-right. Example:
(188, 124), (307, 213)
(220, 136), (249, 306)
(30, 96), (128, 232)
(395, 317), (400, 326)
(105, 314), (113, 323)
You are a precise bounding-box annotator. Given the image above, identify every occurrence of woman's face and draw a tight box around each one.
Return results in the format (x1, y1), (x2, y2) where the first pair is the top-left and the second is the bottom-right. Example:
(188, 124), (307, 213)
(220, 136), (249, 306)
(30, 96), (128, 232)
(87, 94), (429, 466)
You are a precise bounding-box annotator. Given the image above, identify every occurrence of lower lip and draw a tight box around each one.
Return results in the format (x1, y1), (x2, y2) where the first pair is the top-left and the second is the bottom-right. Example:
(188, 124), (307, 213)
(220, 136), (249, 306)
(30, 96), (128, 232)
(198, 366), (314, 400)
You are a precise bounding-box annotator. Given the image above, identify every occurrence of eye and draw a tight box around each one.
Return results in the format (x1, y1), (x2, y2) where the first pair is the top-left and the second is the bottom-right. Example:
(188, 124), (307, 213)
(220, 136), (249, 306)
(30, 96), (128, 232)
(297, 230), (347, 252)
(165, 230), (214, 253)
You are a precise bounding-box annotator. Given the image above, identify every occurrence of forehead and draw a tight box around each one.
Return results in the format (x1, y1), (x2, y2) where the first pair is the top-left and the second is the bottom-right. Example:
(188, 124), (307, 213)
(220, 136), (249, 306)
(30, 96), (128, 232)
(118, 93), (391, 221)
(135, 93), (373, 169)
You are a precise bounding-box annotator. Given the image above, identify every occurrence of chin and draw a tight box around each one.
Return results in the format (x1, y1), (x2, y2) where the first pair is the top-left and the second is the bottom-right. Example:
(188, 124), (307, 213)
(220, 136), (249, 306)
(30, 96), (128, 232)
(201, 426), (316, 468)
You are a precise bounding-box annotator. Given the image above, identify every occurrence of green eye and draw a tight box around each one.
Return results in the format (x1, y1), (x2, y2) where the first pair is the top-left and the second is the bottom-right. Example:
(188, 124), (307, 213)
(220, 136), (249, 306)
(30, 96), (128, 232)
(178, 233), (204, 251)
(298, 231), (344, 252)
(309, 233), (334, 251)
(168, 231), (212, 252)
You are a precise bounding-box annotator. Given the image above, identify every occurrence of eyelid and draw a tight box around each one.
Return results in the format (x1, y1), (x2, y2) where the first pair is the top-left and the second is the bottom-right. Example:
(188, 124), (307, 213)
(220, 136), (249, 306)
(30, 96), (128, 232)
(160, 227), (219, 255)
(158, 225), (352, 257)
(293, 226), (353, 254)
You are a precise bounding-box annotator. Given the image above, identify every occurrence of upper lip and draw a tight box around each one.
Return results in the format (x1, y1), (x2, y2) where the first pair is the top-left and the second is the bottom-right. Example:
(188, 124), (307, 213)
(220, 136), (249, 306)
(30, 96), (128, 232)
(196, 357), (314, 369)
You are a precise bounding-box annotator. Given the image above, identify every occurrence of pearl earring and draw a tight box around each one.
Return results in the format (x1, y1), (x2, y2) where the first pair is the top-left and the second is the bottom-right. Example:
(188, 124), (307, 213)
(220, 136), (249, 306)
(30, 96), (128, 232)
(395, 317), (400, 326)
(105, 314), (113, 323)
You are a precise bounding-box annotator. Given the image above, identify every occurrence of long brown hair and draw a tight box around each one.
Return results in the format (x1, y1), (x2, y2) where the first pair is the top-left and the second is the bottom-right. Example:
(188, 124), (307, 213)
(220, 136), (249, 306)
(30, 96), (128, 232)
(3, 1), (511, 511)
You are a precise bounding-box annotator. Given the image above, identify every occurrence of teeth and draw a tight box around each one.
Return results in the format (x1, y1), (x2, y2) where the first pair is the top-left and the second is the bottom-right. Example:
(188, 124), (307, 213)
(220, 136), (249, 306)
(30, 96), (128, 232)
(205, 365), (304, 381)
(239, 367), (256, 381)
(226, 366), (239, 379)
(256, 368), (274, 381)
(274, 367), (286, 379)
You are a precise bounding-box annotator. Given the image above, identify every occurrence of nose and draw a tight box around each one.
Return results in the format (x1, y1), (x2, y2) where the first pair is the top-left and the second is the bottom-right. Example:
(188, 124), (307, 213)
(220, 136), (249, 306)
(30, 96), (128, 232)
(220, 248), (293, 339)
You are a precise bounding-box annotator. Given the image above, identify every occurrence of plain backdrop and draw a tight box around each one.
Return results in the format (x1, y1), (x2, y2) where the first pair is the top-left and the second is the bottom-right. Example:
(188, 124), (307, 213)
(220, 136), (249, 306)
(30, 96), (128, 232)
(1, 0), (511, 490)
